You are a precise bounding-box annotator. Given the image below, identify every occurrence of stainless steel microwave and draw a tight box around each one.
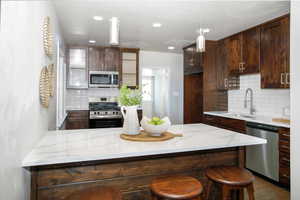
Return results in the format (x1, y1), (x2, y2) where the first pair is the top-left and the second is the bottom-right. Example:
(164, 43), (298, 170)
(89, 71), (119, 88)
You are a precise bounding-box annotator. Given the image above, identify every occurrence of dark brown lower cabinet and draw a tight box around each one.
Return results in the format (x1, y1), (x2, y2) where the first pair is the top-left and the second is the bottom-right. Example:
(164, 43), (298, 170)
(62, 110), (89, 130)
(279, 127), (290, 187)
(203, 114), (246, 133)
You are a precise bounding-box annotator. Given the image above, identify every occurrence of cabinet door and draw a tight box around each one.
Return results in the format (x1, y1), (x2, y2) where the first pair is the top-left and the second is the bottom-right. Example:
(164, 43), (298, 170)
(282, 17), (290, 89)
(226, 34), (242, 76)
(241, 27), (260, 74)
(104, 47), (120, 71)
(183, 45), (203, 75)
(88, 47), (104, 71)
(261, 18), (287, 89)
(67, 48), (88, 89)
(216, 39), (228, 90)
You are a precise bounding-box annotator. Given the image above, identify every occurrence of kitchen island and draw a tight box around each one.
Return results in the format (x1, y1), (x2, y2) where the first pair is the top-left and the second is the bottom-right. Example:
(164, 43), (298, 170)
(23, 124), (266, 200)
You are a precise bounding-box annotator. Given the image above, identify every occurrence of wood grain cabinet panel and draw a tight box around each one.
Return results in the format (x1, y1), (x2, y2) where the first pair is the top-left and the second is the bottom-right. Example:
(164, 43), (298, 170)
(241, 27), (260, 74)
(104, 47), (120, 71)
(278, 127), (290, 187)
(88, 47), (104, 71)
(203, 114), (246, 133)
(63, 111), (89, 130)
(260, 16), (290, 89)
(226, 34), (242, 76)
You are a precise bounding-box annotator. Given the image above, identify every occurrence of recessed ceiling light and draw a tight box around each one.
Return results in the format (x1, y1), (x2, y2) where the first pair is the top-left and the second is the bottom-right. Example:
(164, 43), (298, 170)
(168, 46), (175, 50)
(89, 40), (96, 44)
(93, 16), (103, 21)
(152, 22), (162, 28)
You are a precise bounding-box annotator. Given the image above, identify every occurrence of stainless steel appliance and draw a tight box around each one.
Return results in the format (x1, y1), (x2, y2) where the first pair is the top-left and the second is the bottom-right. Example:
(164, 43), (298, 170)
(89, 71), (119, 88)
(89, 97), (122, 128)
(246, 122), (279, 181)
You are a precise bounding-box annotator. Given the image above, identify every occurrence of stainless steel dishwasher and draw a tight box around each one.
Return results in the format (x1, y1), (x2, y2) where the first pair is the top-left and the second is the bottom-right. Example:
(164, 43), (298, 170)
(246, 122), (279, 181)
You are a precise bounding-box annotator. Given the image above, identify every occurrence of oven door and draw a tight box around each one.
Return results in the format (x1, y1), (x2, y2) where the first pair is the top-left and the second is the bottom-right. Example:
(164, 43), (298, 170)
(89, 72), (112, 88)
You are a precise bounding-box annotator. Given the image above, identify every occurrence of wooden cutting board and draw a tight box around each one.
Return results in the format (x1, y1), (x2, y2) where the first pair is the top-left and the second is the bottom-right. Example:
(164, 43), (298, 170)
(120, 131), (183, 142)
(272, 118), (290, 124)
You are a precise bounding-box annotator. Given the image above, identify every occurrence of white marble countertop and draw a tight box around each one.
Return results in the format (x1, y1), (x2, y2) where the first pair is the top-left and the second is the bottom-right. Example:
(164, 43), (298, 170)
(204, 111), (290, 128)
(22, 124), (266, 167)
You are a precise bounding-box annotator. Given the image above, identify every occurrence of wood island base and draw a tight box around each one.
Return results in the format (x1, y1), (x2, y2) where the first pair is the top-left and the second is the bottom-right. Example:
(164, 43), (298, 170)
(29, 147), (245, 200)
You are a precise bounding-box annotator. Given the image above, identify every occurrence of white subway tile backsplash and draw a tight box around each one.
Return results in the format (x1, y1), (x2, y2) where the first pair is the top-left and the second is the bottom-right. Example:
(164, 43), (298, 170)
(65, 88), (120, 110)
(228, 74), (290, 117)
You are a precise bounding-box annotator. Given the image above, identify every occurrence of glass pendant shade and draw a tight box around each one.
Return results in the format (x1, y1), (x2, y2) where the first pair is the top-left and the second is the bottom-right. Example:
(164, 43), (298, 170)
(196, 34), (205, 52)
(110, 17), (120, 46)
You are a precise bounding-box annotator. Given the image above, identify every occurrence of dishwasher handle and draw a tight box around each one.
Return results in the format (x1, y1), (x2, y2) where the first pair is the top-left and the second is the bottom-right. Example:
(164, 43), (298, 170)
(246, 122), (279, 132)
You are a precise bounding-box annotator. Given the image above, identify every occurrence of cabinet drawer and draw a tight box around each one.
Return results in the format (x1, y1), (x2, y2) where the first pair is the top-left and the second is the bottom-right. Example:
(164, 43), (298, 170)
(203, 114), (246, 133)
(68, 111), (89, 120)
(203, 115), (220, 126)
(218, 117), (246, 133)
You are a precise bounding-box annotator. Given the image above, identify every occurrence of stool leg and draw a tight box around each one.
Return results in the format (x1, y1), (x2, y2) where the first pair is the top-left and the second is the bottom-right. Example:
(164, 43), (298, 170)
(221, 185), (230, 200)
(238, 188), (244, 200)
(151, 191), (158, 200)
(246, 183), (255, 200)
(205, 180), (213, 200)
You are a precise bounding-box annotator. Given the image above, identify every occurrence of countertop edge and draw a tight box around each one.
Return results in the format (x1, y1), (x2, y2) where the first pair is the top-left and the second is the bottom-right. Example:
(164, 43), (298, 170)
(204, 112), (290, 128)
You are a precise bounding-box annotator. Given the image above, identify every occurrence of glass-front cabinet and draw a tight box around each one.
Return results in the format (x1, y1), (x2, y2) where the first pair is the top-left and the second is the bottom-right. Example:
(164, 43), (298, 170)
(67, 47), (88, 89)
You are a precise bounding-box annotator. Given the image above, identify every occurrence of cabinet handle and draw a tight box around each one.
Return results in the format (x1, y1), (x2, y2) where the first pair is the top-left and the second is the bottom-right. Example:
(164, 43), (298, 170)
(281, 73), (285, 85)
(224, 78), (228, 89)
(286, 73), (290, 85)
(241, 62), (246, 71)
(239, 63), (242, 72)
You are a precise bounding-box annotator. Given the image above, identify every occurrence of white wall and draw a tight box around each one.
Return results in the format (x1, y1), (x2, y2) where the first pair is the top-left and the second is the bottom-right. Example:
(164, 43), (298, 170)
(139, 51), (184, 124)
(228, 74), (290, 117)
(290, 1), (300, 199)
(0, 1), (62, 199)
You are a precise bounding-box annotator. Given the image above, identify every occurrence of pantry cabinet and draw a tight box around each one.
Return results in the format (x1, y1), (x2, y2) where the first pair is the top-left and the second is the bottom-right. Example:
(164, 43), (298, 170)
(261, 15), (290, 89)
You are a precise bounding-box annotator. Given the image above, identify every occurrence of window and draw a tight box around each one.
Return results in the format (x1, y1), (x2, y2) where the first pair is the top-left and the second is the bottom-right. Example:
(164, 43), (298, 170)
(142, 76), (154, 102)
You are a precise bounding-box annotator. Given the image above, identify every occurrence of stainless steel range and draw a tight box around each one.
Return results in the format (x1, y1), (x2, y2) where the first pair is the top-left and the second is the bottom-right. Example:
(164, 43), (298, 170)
(89, 97), (122, 128)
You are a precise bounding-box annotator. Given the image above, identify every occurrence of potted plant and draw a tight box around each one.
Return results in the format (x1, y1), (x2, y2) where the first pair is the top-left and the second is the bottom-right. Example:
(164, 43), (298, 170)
(118, 85), (142, 135)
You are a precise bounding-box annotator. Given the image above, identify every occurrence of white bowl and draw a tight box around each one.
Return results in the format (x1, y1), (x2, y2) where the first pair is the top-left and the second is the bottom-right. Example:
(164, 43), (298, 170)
(141, 117), (171, 136)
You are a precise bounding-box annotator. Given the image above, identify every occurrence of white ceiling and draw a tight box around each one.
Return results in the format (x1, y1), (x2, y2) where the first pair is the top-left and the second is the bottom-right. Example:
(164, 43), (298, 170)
(53, 0), (290, 53)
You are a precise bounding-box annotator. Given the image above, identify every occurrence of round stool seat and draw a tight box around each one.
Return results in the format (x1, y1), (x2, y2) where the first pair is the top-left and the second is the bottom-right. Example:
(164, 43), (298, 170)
(206, 166), (254, 186)
(151, 175), (203, 199)
(65, 186), (122, 200)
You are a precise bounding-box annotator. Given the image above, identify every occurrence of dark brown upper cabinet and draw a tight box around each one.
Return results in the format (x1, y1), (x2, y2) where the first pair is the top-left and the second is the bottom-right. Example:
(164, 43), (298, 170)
(183, 44), (203, 75)
(104, 47), (120, 72)
(226, 34), (242, 76)
(216, 39), (240, 91)
(88, 47), (104, 71)
(241, 27), (260, 74)
(226, 27), (260, 76)
(216, 39), (229, 90)
(88, 47), (120, 72)
(260, 15), (290, 89)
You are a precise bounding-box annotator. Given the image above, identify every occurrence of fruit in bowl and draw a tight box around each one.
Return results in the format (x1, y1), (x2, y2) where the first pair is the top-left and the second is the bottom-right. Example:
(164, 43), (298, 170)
(141, 116), (171, 136)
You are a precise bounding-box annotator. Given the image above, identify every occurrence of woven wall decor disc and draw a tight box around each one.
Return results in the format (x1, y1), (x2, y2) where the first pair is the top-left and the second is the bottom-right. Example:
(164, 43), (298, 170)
(39, 66), (50, 108)
(43, 16), (53, 57)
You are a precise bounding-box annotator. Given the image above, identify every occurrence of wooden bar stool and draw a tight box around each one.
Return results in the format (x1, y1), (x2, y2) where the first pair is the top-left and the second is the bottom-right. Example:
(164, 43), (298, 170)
(206, 166), (255, 200)
(150, 175), (203, 200)
(65, 186), (122, 200)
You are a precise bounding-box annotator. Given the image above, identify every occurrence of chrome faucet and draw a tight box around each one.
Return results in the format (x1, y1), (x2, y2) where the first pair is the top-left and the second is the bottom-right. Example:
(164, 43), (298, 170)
(244, 88), (255, 115)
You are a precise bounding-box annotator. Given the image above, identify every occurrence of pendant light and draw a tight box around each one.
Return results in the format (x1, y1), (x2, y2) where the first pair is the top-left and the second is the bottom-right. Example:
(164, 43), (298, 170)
(196, 28), (210, 52)
(109, 17), (120, 46)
